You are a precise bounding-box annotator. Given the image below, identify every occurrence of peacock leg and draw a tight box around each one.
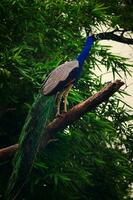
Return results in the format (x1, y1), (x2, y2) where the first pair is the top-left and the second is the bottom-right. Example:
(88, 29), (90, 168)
(55, 91), (64, 116)
(63, 84), (73, 113)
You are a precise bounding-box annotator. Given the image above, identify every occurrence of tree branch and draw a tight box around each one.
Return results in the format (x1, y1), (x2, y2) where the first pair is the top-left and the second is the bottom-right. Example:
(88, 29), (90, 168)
(44, 80), (124, 134)
(96, 31), (133, 44)
(0, 80), (124, 160)
(0, 144), (19, 161)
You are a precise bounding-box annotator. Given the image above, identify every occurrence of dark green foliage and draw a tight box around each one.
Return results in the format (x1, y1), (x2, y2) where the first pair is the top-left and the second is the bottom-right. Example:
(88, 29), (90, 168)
(98, 0), (133, 30)
(0, 0), (133, 199)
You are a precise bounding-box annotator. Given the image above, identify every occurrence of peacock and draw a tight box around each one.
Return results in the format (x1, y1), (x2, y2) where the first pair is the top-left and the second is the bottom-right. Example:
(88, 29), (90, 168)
(6, 35), (96, 199)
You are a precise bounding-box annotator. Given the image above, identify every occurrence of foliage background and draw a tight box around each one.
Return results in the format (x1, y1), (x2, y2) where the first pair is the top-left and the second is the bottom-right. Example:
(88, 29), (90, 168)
(0, 0), (133, 199)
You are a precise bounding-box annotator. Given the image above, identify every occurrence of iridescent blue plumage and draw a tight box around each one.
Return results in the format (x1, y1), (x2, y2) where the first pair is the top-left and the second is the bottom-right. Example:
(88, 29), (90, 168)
(77, 35), (95, 66)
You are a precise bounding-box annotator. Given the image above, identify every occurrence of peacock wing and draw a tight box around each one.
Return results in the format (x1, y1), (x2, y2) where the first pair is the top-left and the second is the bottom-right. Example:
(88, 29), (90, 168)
(42, 60), (79, 95)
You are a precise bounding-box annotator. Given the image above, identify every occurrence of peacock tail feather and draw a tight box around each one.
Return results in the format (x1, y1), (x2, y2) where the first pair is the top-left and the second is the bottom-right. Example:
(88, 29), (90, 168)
(6, 94), (56, 200)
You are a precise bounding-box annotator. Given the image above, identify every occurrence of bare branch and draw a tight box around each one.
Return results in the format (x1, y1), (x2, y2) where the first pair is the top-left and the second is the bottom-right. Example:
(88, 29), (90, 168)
(44, 80), (124, 135)
(0, 144), (19, 161)
(96, 31), (133, 44)
(0, 80), (124, 160)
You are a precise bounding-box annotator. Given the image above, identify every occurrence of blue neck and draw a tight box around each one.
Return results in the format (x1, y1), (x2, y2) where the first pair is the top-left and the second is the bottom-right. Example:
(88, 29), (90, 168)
(77, 35), (95, 66)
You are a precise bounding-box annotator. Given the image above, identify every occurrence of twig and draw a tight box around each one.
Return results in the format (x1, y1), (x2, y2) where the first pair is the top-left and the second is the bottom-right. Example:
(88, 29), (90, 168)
(0, 80), (124, 160)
